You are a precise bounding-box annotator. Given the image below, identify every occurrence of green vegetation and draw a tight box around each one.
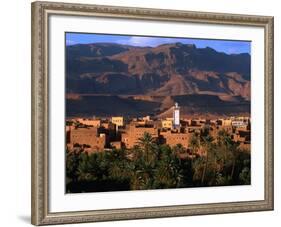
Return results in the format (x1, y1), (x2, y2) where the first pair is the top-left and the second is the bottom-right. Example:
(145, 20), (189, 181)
(66, 129), (250, 193)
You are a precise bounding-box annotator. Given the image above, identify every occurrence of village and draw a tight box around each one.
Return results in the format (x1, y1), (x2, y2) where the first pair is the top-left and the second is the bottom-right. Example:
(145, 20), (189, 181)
(66, 103), (250, 154)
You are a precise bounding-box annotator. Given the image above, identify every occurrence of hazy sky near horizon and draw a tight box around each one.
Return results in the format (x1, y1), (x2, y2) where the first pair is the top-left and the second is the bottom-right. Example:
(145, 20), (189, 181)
(66, 32), (251, 55)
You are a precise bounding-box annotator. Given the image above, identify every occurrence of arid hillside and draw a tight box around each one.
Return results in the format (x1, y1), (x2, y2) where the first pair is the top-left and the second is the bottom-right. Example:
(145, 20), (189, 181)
(66, 42), (251, 117)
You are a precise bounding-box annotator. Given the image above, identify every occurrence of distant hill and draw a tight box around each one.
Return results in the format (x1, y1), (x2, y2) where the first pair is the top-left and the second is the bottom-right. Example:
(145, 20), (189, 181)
(66, 42), (251, 118)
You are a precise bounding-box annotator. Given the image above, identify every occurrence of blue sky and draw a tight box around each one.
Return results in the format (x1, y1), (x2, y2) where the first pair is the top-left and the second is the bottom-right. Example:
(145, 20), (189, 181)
(66, 32), (251, 55)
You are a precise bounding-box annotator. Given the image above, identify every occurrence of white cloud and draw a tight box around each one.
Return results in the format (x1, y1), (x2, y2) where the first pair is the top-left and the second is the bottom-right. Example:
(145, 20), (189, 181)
(66, 39), (77, 45)
(117, 36), (178, 47)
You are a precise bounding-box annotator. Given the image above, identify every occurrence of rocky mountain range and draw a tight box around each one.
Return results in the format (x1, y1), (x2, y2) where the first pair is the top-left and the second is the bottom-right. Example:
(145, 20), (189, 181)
(66, 42), (251, 118)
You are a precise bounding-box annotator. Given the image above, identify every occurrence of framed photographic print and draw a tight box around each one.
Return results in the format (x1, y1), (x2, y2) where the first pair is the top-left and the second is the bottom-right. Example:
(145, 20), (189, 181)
(31, 1), (274, 225)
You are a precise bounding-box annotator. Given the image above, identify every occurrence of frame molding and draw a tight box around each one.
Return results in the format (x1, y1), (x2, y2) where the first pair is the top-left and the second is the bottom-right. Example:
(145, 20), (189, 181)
(31, 1), (274, 225)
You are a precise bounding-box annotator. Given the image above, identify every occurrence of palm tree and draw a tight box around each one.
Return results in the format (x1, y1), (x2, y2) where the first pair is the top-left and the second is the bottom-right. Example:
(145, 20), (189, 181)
(201, 134), (214, 185)
(190, 133), (200, 156)
(129, 157), (154, 190)
(189, 132), (200, 173)
(137, 132), (158, 165)
(108, 149), (131, 181)
(66, 147), (83, 183)
(77, 152), (91, 181)
(173, 143), (186, 155)
(229, 143), (239, 180)
(154, 147), (183, 188)
(216, 129), (240, 183)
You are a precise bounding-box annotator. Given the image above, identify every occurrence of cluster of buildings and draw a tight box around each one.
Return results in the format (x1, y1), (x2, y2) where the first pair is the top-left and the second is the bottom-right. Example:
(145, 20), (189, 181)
(66, 103), (251, 154)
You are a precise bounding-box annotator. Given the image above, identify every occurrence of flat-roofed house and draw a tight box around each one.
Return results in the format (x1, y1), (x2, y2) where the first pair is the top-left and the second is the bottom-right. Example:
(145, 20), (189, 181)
(160, 130), (190, 148)
(76, 118), (101, 127)
(121, 123), (158, 149)
(111, 116), (124, 129)
(69, 127), (106, 152)
(161, 119), (173, 129)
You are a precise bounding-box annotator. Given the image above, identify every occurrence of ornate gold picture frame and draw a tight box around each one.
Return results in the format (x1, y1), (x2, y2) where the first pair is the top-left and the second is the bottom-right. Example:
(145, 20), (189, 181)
(31, 1), (273, 225)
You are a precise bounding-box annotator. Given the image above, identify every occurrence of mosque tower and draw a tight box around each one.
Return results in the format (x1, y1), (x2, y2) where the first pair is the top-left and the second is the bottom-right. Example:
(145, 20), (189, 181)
(173, 102), (180, 129)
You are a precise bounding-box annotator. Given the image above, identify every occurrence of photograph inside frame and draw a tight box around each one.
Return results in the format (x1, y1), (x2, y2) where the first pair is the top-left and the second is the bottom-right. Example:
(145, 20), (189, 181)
(65, 32), (251, 193)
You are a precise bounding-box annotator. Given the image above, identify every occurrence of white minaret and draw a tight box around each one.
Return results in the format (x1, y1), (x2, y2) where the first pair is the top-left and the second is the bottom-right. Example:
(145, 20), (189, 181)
(173, 102), (180, 128)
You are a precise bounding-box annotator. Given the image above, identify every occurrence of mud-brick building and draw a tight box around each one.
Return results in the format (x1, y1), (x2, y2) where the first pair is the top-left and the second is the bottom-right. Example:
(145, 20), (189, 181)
(161, 118), (173, 129)
(159, 130), (191, 149)
(232, 129), (251, 151)
(69, 127), (106, 152)
(111, 116), (124, 129)
(75, 118), (101, 127)
(121, 123), (158, 149)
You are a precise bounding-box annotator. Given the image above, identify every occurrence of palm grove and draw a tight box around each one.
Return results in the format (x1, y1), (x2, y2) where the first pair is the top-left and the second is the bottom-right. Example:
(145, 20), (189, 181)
(66, 128), (250, 193)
